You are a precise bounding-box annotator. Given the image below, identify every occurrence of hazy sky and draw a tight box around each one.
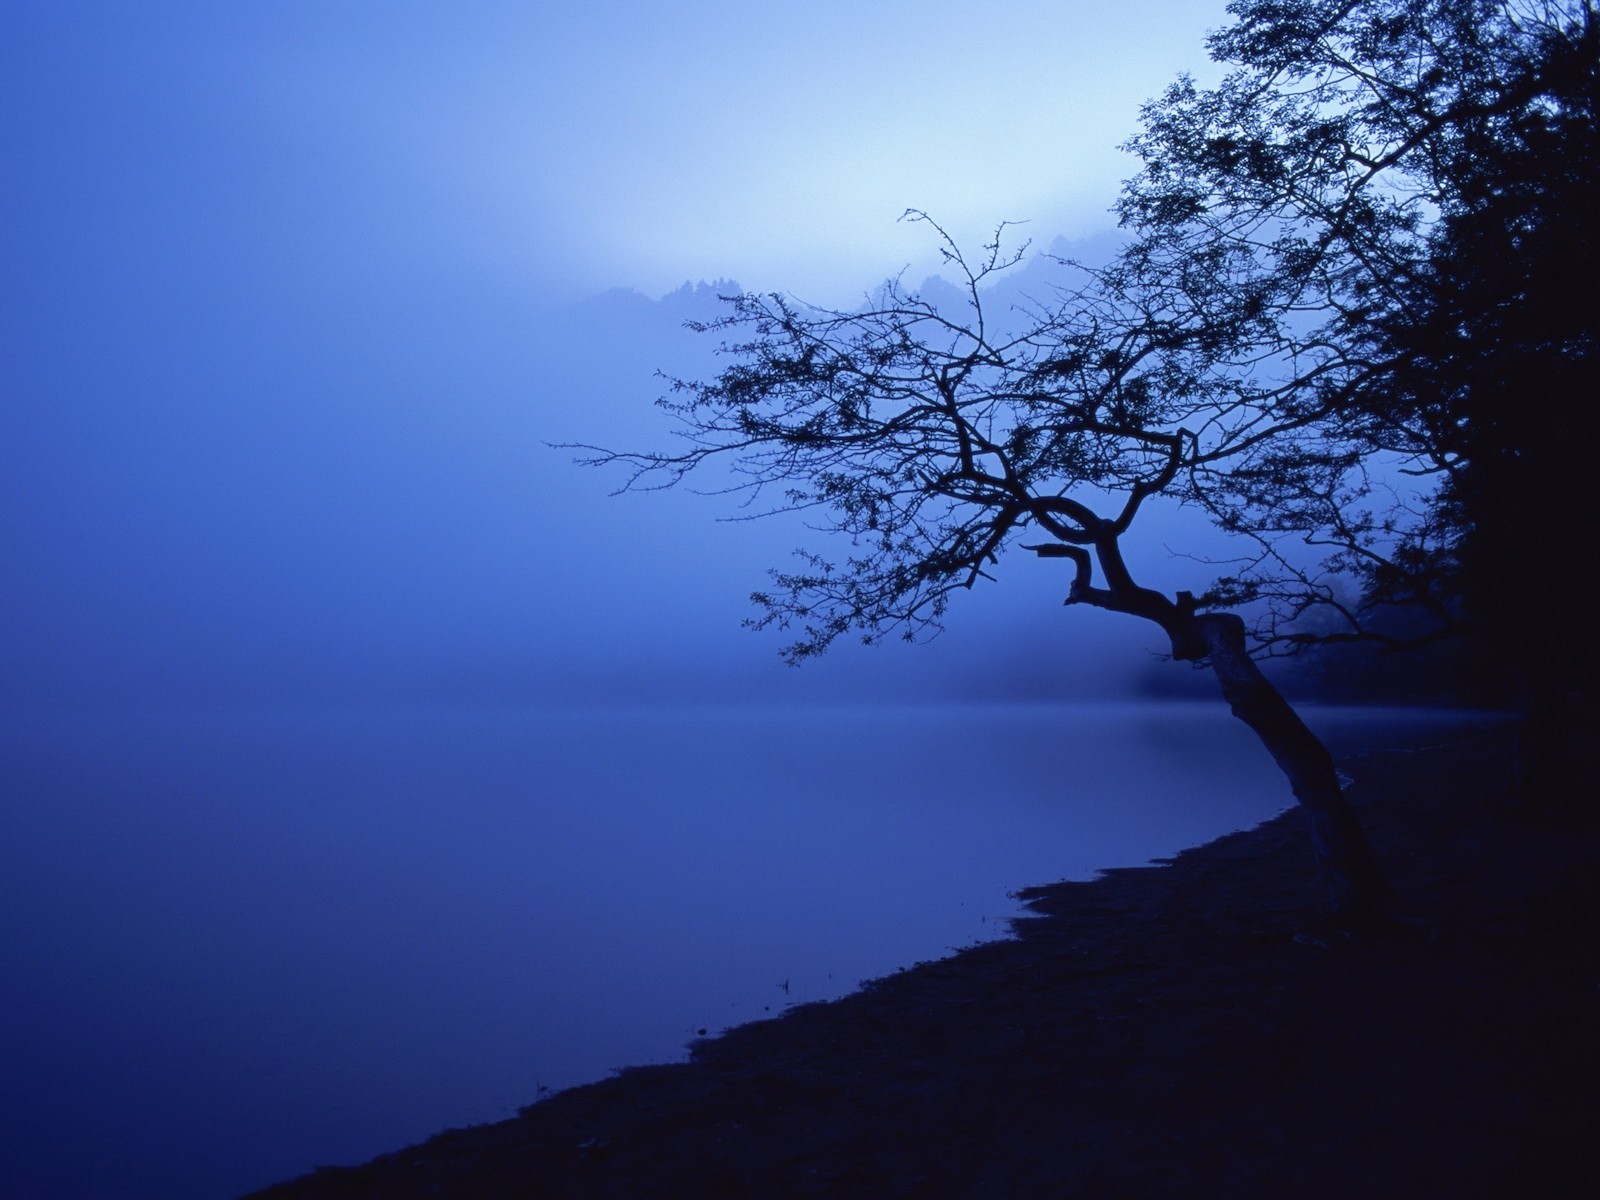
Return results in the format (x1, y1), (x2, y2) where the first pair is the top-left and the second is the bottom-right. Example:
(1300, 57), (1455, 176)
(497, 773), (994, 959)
(5, 0), (1229, 298)
(256, 0), (1234, 299)
(3, 1), (1236, 705)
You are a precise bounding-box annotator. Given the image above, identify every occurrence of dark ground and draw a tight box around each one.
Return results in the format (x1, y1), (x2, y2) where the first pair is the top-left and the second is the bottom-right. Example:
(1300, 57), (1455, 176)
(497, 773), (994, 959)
(247, 724), (1600, 1199)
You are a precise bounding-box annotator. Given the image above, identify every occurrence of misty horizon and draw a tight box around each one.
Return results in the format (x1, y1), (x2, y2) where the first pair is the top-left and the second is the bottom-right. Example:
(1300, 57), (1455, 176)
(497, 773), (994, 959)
(7, 241), (1221, 712)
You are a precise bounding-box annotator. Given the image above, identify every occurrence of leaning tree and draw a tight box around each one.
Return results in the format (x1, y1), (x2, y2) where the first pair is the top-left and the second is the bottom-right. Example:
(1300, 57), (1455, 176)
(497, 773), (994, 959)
(581, 218), (1396, 923)
(579, 0), (1597, 918)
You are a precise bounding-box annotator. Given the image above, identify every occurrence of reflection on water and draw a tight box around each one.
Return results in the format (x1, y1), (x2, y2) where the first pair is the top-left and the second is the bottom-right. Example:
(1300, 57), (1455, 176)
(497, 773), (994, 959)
(0, 702), (1486, 1199)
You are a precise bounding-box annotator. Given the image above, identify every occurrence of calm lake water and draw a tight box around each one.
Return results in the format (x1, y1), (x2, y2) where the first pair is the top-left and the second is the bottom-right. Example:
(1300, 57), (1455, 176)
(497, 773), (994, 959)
(0, 701), (1486, 1199)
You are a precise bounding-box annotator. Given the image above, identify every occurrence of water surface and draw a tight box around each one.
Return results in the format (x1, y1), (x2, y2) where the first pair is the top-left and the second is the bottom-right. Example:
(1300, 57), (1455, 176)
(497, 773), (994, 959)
(0, 701), (1483, 1198)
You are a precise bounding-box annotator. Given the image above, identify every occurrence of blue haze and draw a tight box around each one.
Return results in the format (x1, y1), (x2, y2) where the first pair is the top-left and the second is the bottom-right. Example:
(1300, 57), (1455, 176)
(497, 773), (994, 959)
(0, 702), (1483, 1199)
(3, 2), (1235, 708)
(0, 5), (1428, 1200)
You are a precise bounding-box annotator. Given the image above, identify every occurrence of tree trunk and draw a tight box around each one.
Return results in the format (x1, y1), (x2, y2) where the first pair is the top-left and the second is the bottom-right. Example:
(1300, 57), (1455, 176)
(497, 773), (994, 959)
(1195, 612), (1397, 922)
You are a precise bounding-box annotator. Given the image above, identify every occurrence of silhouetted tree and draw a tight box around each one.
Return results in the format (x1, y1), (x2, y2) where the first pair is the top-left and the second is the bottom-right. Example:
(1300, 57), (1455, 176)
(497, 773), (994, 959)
(583, 218), (1396, 922)
(1116, 0), (1598, 805)
(581, 0), (1597, 919)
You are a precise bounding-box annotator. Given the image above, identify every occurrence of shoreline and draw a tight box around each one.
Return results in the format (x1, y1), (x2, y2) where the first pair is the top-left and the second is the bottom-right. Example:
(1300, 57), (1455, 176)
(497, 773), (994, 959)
(247, 722), (1598, 1199)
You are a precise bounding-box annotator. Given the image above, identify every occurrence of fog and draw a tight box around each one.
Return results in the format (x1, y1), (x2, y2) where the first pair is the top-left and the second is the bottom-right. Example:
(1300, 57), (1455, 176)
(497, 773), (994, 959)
(2, 2), (1246, 713)
(5, 260), (1196, 709)
(3, 5), (1319, 1198)
(8, 701), (1485, 1200)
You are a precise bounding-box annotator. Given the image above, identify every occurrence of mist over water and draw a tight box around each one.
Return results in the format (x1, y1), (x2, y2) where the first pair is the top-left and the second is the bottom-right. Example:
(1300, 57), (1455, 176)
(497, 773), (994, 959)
(2, 60), (1279, 1197)
(3, 266), (1179, 713)
(0, 700), (1483, 1200)
(2, 6), (1478, 1198)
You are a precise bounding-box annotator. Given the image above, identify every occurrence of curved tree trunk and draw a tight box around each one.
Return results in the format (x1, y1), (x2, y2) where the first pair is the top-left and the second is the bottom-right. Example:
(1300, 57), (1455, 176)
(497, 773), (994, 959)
(1195, 612), (1397, 923)
(1034, 540), (1397, 920)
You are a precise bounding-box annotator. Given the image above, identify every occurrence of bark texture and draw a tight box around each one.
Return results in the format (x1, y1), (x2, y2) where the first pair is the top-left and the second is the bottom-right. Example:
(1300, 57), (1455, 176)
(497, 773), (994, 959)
(1195, 613), (1397, 922)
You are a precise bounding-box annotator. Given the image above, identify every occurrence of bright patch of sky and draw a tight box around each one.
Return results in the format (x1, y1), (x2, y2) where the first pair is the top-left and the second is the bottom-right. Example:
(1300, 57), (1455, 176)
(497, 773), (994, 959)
(285, 0), (1234, 299)
(10, 1), (1230, 302)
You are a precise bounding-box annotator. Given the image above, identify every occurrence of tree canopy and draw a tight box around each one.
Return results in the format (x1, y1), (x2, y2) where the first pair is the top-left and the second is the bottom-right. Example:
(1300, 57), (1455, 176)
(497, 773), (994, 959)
(1113, 0), (1598, 657)
(1104, 0), (1598, 802)
(594, 218), (1267, 665)
(590, 0), (1596, 676)
(580, 0), (1598, 893)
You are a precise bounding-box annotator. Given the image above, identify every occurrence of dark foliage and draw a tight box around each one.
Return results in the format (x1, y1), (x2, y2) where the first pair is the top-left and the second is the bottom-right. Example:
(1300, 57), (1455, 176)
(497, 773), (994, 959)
(1377, 8), (1600, 666)
(1116, 0), (1598, 665)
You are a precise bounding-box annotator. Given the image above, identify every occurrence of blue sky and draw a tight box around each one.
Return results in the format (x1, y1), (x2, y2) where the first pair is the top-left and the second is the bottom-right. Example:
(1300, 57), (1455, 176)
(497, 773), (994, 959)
(2, 2), (1234, 705)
